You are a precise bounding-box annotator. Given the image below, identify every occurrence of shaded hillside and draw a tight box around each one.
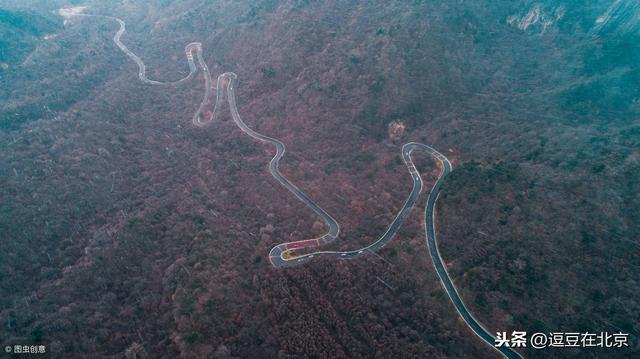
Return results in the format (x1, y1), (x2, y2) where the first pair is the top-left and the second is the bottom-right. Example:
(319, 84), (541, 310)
(0, 7), (61, 66)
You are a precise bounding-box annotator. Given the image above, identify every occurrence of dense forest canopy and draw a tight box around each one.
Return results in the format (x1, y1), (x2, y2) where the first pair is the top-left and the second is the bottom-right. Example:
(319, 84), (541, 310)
(0, 0), (637, 358)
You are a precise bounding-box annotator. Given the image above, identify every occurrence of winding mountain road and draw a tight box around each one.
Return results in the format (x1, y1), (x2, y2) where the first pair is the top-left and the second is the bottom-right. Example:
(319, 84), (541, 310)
(65, 10), (523, 358)
(422, 152), (524, 359)
(79, 14), (199, 85)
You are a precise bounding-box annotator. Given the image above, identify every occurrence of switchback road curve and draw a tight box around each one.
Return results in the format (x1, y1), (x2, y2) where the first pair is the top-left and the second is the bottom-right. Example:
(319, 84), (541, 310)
(215, 79), (524, 357)
(422, 152), (523, 359)
(71, 14), (199, 85)
(66, 11), (522, 358)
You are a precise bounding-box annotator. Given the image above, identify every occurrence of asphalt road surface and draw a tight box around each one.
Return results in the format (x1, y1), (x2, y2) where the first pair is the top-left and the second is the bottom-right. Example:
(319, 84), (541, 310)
(266, 142), (441, 267)
(67, 11), (523, 358)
